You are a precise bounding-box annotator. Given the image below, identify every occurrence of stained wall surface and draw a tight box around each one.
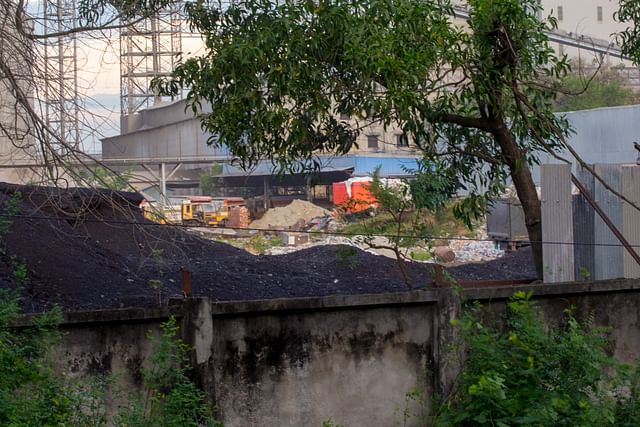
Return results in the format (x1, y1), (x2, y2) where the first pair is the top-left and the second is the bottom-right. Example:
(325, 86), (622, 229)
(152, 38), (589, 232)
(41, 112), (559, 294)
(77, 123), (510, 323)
(41, 280), (640, 427)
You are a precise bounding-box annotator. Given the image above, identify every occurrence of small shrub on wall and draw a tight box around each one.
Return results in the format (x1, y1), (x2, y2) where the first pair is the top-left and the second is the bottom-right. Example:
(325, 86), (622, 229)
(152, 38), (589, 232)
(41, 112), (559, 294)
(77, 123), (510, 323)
(433, 292), (640, 427)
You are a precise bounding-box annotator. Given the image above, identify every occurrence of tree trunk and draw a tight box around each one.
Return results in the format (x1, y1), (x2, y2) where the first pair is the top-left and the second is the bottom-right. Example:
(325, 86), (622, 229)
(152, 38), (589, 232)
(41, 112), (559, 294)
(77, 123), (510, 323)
(493, 125), (543, 279)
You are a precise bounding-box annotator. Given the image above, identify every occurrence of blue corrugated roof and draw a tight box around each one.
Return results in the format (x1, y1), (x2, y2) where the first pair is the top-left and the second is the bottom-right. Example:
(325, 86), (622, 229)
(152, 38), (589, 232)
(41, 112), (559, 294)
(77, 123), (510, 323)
(219, 154), (420, 178)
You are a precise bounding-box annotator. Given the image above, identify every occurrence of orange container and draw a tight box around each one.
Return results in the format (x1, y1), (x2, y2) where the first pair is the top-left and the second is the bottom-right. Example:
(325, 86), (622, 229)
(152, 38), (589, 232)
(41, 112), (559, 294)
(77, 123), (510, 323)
(333, 179), (380, 213)
(350, 181), (377, 212)
(332, 182), (349, 207)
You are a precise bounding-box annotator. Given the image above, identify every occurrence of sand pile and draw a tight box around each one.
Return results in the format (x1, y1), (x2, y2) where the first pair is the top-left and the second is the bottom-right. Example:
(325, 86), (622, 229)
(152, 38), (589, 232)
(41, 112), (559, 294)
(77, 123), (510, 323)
(251, 199), (330, 229)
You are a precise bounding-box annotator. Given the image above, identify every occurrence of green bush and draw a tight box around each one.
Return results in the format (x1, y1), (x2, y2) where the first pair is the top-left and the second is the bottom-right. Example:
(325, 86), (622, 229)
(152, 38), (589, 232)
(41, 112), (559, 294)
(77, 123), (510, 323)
(0, 289), (72, 425)
(0, 288), (222, 426)
(434, 291), (640, 427)
(115, 317), (222, 427)
(552, 66), (640, 113)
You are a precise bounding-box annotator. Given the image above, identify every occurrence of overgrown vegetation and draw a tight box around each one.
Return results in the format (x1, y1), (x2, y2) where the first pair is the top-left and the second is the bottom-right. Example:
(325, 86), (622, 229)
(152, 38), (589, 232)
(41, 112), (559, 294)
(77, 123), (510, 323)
(433, 292), (640, 426)
(0, 297), (222, 427)
(147, 248), (166, 305)
(76, 166), (133, 191)
(335, 246), (358, 270)
(0, 192), (30, 287)
(245, 233), (284, 255)
(342, 206), (476, 244)
(348, 168), (444, 286)
(340, 165), (474, 284)
(115, 317), (222, 427)
(553, 65), (640, 112)
(0, 289), (70, 425)
(0, 191), (85, 425)
(200, 163), (223, 196)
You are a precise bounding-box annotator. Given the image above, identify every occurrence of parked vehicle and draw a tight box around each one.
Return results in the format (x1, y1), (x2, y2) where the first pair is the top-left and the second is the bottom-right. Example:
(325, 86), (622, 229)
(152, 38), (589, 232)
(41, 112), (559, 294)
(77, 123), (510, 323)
(486, 197), (529, 250)
(141, 196), (245, 227)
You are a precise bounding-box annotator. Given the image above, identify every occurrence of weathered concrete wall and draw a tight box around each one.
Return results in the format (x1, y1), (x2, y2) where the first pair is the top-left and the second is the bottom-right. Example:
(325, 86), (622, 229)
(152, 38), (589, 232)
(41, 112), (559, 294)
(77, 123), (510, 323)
(26, 306), (184, 390)
(40, 279), (640, 427)
(208, 299), (436, 426)
(462, 280), (640, 364)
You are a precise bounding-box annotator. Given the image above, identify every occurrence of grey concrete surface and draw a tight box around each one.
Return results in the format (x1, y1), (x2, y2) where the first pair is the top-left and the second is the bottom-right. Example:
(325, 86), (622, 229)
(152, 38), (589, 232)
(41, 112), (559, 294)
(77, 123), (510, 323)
(31, 278), (640, 426)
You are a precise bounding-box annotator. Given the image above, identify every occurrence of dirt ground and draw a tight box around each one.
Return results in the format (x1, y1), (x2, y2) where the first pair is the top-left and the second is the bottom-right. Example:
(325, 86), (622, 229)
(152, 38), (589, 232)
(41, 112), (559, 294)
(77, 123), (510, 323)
(0, 184), (537, 313)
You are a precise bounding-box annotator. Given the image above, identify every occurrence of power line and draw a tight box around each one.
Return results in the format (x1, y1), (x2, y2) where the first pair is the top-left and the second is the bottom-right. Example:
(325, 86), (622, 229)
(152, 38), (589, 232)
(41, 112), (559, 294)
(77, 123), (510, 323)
(1, 212), (638, 249)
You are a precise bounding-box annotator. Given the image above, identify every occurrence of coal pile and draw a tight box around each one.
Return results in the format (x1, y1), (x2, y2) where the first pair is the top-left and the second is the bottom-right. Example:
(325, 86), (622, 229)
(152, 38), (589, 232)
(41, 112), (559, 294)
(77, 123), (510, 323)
(0, 184), (537, 313)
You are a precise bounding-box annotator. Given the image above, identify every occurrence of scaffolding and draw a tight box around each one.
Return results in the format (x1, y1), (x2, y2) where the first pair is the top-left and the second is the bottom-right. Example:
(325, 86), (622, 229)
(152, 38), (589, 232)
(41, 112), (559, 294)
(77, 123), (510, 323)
(120, 8), (183, 119)
(42, 0), (80, 152)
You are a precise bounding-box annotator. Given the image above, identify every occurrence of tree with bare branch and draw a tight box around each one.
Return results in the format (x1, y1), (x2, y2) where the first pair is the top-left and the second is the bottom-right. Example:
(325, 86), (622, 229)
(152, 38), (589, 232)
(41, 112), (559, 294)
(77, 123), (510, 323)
(154, 0), (575, 278)
(0, 0), (177, 188)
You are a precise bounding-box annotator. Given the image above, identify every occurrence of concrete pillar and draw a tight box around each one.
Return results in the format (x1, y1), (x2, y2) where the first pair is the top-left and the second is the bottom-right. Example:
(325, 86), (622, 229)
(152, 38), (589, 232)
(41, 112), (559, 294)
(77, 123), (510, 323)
(433, 289), (463, 399)
(263, 176), (270, 210)
(160, 162), (167, 207)
(541, 164), (575, 283)
(180, 298), (216, 403)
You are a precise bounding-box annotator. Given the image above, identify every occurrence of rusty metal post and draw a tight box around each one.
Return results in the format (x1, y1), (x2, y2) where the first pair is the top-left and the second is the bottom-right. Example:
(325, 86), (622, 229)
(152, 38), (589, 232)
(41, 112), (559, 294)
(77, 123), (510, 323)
(433, 264), (443, 288)
(181, 267), (192, 298)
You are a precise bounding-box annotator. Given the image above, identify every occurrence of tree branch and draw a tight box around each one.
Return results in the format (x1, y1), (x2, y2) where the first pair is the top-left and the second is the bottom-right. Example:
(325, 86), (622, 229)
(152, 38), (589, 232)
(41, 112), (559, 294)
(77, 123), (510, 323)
(438, 113), (495, 133)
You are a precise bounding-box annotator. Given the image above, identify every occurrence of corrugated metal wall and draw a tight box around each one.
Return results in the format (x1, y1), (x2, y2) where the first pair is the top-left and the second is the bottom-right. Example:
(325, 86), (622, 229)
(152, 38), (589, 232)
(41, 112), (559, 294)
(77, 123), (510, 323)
(542, 164), (575, 283)
(544, 163), (640, 283)
(573, 166), (595, 280)
(623, 166), (640, 278)
(593, 164), (624, 280)
(533, 105), (640, 184)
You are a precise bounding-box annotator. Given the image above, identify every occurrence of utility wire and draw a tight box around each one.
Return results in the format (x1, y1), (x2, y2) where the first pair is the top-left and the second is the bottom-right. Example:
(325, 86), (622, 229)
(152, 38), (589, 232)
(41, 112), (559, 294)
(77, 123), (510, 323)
(0, 212), (638, 249)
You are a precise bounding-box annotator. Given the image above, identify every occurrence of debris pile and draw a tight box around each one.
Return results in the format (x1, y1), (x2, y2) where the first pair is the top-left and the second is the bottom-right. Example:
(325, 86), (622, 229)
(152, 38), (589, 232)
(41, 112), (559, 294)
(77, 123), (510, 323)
(227, 206), (250, 228)
(250, 199), (330, 230)
(449, 240), (505, 262)
(265, 235), (353, 255)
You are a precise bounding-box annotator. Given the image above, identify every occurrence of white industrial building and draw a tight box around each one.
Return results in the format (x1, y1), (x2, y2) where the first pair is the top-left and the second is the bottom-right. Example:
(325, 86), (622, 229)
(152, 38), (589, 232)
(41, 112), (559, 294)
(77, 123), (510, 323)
(453, 1), (631, 67)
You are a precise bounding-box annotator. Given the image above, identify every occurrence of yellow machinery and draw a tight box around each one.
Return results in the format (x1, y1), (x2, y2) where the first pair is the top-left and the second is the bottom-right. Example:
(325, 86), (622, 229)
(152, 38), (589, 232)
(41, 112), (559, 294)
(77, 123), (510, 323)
(141, 202), (182, 225)
(142, 196), (244, 227)
(181, 199), (227, 226)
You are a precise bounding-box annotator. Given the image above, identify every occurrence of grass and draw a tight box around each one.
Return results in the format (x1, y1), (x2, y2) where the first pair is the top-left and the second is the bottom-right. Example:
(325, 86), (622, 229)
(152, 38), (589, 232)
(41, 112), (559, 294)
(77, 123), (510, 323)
(409, 250), (432, 261)
(245, 233), (286, 254)
(340, 204), (479, 247)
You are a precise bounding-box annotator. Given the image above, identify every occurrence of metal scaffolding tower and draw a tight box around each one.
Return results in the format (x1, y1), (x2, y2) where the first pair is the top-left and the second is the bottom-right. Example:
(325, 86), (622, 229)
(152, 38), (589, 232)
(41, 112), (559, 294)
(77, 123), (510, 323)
(120, 8), (183, 119)
(42, 0), (80, 152)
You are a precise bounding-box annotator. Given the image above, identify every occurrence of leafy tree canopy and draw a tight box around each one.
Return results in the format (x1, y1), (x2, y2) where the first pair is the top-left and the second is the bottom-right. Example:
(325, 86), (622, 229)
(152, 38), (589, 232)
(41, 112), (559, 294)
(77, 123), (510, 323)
(155, 0), (574, 276)
(618, 0), (640, 64)
(76, 0), (180, 26)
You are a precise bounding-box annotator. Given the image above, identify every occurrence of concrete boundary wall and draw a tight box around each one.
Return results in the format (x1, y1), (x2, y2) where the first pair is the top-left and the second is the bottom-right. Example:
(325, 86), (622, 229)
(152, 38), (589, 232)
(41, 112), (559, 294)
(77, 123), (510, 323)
(41, 280), (640, 426)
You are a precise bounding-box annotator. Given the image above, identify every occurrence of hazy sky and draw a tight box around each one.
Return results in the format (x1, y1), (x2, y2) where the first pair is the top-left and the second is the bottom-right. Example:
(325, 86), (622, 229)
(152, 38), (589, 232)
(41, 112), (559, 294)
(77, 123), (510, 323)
(75, 32), (206, 153)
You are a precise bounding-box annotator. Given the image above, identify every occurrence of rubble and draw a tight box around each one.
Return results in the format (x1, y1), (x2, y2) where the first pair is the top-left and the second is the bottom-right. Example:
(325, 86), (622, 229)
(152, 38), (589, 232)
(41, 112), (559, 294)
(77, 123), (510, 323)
(449, 239), (505, 262)
(227, 206), (250, 228)
(250, 199), (330, 230)
(265, 235), (353, 255)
